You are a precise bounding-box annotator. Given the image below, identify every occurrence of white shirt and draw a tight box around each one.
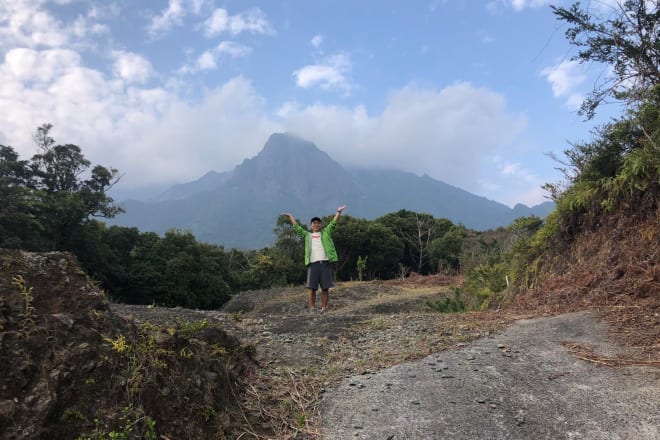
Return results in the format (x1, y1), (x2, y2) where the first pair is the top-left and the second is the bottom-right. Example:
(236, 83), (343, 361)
(310, 232), (328, 262)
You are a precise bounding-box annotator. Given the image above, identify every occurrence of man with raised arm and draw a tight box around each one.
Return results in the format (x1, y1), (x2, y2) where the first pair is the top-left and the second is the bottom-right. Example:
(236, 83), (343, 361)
(282, 205), (346, 313)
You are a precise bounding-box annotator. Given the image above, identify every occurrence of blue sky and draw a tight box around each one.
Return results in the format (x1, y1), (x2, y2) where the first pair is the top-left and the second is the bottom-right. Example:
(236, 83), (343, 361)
(0, 0), (624, 207)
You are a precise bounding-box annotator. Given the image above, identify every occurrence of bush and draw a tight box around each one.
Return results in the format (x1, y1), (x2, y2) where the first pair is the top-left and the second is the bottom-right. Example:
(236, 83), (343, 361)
(426, 286), (467, 313)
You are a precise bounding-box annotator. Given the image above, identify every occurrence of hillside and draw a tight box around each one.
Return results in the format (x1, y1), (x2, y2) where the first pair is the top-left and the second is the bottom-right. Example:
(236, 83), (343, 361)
(0, 249), (255, 439)
(510, 209), (659, 353)
(111, 133), (553, 248)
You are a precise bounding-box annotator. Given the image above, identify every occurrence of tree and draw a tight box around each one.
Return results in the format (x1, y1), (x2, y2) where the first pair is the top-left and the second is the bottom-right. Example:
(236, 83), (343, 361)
(430, 225), (468, 274)
(0, 146), (41, 249)
(121, 230), (233, 308)
(363, 222), (404, 279)
(273, 216), (304, 269)
(508, 216), (544, 245)
(72, 222), (141, 297)
(330, 215), (371, 279)
(552, 1), (660, 119)
(28, 124), (122, 250)
(377, 210), (437, 274)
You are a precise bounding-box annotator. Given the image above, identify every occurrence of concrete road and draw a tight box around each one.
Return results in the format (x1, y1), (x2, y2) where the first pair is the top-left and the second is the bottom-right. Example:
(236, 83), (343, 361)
(321, 311), (659, 440)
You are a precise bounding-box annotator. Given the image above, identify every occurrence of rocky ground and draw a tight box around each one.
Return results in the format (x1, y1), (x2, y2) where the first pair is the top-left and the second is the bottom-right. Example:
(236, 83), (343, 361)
(113, 271), (659, 439)
(113, 278), (513, 438)
(0, 249), (255, 440)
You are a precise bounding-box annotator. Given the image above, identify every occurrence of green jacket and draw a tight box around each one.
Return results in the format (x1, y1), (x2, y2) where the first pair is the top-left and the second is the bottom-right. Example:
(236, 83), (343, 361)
(293, 219), (338, 266)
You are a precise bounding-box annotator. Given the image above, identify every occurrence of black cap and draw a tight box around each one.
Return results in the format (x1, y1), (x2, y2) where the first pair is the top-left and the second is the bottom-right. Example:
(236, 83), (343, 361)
(310, 216), (322, 223)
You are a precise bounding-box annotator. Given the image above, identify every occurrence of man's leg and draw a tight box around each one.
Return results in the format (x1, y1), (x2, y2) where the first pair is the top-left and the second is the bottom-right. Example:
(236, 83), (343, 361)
(308, 288), (317, 310)
(321, 289), (329, 311)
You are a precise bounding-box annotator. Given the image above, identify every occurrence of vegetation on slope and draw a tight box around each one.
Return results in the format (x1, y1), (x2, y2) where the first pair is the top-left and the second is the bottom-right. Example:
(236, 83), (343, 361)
(0, 249), (256, 439)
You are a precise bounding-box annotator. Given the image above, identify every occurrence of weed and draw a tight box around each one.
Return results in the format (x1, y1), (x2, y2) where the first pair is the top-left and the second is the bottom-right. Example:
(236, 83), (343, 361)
(63, 408), (86, 421)
(426, 286), (467, 313)
(179, 347), (194, 359)
(78, 406), (157, 440)
(103, 335), (128, 353)
(12, 274), (35, 333)
(362, 317), (387, 330)
(179, 318), (210, 333)
(210, 343), (229, 357)
(240, 343), (256, 357)
(356, 256), (368, 281)
(200, 405), (215, 422)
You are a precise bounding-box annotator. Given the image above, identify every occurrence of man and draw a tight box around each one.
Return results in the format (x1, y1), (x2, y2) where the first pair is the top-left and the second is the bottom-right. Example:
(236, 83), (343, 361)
(282, 205), (346, 313)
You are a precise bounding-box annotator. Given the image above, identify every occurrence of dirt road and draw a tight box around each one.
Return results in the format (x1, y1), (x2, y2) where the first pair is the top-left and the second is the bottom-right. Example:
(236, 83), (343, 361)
(321, 311), (659, 439)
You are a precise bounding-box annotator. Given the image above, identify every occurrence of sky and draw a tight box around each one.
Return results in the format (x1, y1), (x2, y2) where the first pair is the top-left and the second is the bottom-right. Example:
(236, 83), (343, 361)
(0, 0), (625, 207)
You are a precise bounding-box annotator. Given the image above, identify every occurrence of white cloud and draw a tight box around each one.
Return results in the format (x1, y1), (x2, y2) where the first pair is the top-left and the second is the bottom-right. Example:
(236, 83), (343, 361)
(311, 34), (323, 48)
(112, 51), (153, 84)
(541, 60), (586, 110)
(112, 77), (279, 186)
(0, 1), (110, 51)
(275, 101), (300, 118)
(485, 0), (550, 13)
(281, 82), (527, 196)
(0, 48), (278, 188)
(147, 0), (187, 36)
(180, 41), (252, 74)
(215, 41), (252, 57)
(147, 0), (213, 36)
(509, 0), (550, 11)
(3, 48), (80, 82)
(196, 51), (216, 71)
(293, 53), (352, 92)
(203, 7), (274, 37)
(0, 1), (69, 48)
(499, 160), (537, 182)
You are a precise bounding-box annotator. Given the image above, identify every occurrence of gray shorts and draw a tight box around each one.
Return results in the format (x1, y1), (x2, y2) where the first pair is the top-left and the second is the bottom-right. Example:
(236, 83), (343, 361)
(306, 260), (334, 290)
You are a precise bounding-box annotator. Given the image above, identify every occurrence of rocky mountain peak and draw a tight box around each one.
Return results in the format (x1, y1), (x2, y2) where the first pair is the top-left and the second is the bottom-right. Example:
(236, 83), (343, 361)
(228, 132), (353, 204)
(260, 132), (322, 157)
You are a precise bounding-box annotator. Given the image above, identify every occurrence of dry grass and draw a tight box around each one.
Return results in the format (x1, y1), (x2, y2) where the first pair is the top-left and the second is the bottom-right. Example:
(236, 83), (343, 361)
(222, 279), (517, 439)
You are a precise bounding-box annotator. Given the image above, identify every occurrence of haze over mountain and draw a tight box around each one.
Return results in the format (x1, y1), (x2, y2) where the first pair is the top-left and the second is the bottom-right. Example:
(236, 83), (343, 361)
(111, 133), (554, 249)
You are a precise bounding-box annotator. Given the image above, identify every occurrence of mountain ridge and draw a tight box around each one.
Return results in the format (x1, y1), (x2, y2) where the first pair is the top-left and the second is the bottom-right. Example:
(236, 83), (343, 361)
(112, 133), (554, 248)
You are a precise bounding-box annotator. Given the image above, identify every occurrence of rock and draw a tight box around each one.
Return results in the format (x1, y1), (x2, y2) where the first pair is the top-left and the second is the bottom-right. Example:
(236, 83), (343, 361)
(51, 313), (74, 328)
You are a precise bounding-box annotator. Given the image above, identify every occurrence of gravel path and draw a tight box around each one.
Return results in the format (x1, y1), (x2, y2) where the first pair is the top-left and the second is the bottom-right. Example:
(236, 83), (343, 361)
(321, 311), (660, 440)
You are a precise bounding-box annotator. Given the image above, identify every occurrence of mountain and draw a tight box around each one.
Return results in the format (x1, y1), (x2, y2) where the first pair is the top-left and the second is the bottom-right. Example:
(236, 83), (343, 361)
(148, 170), (232, 202)
(111, 133), (554, 249)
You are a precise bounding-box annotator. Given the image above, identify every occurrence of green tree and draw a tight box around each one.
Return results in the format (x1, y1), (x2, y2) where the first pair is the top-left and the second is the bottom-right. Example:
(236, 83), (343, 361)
(28, 124), (122, 250)
(376, 210), (438, 274)
(429, 224), (467, 273)
(363, 222), (404, 280)
(273, 215), (305, 282)
(0, 146), (41, 249)
(121, 230), (232, 308)
(552, 1), (660, 119)
(507, 216), (544, 247)
(72, 222), (141, 297)
(331, 215), (372, 280)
